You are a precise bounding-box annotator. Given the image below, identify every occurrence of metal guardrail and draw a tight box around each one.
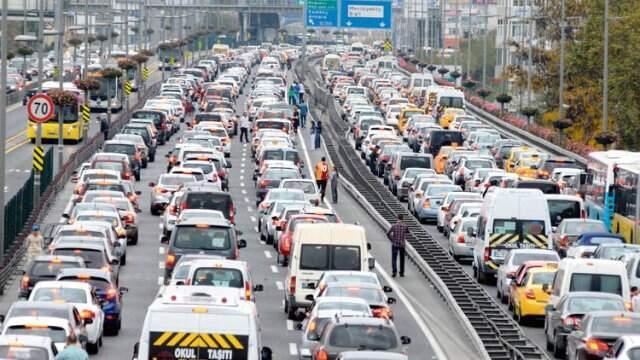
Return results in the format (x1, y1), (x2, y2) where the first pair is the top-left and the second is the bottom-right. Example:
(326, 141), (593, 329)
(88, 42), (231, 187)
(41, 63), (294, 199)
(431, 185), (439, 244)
(0, 83), (160, 294)
(296, 58), (550, 360)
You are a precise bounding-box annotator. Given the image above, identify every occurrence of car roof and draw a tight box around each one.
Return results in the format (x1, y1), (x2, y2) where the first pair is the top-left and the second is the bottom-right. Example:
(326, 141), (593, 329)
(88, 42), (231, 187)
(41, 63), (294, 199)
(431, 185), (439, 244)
(176, 218), (231, 227)
(31, 255), (83, 263)
(57, 268), (112, 280)
(32, 280), (92, 291)
(51, 242), (105, 251)
(0, 334), (54, 347)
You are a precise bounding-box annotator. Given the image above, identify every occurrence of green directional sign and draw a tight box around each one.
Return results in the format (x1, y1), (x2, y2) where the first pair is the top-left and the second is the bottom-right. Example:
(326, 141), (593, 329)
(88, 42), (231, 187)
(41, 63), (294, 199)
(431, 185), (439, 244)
(306, 0), (339, 27)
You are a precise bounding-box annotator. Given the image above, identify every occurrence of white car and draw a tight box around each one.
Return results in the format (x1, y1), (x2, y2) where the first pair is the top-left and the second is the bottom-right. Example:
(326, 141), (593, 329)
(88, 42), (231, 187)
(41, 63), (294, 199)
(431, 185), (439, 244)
(181, 160), (222, 189)
(2, 316), (73, 352)
(0, 334), (57, 359)
(279, 179), (321, 206)
(29, 281), (104, 354)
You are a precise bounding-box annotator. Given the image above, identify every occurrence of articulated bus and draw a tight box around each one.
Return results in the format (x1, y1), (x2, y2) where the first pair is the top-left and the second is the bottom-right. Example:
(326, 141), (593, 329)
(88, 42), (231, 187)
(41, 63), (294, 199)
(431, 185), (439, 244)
(27, 81), (85, 142)
(612, 163), (640, 243)
(87, 70), (123, 113)
(583, 151), (640, 230)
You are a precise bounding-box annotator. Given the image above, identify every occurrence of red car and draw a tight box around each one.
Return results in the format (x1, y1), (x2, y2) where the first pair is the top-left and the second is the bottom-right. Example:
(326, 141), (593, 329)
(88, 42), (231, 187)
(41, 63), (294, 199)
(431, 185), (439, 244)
(277, 214), (328, 266)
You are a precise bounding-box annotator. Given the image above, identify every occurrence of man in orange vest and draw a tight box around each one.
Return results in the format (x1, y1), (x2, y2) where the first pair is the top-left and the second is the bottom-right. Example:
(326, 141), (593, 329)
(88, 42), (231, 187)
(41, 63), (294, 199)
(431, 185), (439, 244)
(315, 157), (330, 201)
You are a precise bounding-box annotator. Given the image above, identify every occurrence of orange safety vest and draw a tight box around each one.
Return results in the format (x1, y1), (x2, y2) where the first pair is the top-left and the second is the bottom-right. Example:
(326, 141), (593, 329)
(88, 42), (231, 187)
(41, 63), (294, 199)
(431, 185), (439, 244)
(315, 162), (329, 181)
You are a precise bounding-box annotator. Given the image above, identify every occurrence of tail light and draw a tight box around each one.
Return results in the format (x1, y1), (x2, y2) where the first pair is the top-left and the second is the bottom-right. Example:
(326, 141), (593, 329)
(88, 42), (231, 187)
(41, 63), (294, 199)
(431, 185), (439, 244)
(372, 307), (392, 319)
(457, 235), (465, 244)
(128, 194), (137, 202)
(585, 338), (609, 355)
(483, 248), (491, 262)
(244, 282), (252, 301)
(581, 210), (587, 219)
(123, 172), (131, 180)
(155, 187), (168, 194)
(80, 310), (95, 319)
(525, 289), (536, 300)
(259, 180), (271, 188)
(168, 205), (177, 216)
(422, 199), (431, 208)
(560, 235), (569, 248)
(161, 123), (167, 131)
(564, 316), (581, 328)
(210, 173), (218, 182)
(217, 170), (226, 179)
(229, 203), (235, 224)
(289, 276), (296, 295)
(105, 287), (117, 300)
(123, 213), (135, 224)
(165, 253), (176, 270)
(315, 347), (329, 360)
(135, 153), (142, 161)
(20, 276), (29, 290)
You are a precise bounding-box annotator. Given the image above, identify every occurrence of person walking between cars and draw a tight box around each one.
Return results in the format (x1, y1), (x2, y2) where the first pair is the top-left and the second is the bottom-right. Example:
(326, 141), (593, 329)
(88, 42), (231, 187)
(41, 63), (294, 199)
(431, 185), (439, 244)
(313, 120), (322, 149)
(292, 107), (299, 134)
(298, 100), (308, 128)
(315, 157), (330, 201)
(99, 114), (109, 141)
(387, 214), (409, 277)
(330, 166), (339, 204)
(288, 84), (296, 105)
(26, 224), (44, 263)
(55, 332), (89, 360)
(239, 112), (250, 144)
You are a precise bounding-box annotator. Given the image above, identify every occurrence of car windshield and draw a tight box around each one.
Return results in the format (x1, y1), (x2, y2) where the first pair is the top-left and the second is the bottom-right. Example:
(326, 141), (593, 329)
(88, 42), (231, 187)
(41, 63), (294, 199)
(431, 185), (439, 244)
(548, 200), (581, 227)
(591, 316), (640, 334)
(290, 219), (328, 232)
(103, 144), (135, 155)
(300, 245), (361, 271)
(32, 287), (87, 303)
(192, 268), (243, 288)
(0, 345), (48, 359)
(269, 191), (305, 202)
(400, 156), (430, 169)
(30, 261), (80, 277)
(160, 175), (194, 186)
(567, 297), (625, 313)
(5, 326), (67, 343)
(569, 273), (622, 295)
(324, 286), (384, 303)
(53, 249), (104, 268)
(281, 182), (315, 194)
(317, 301), (370, 312)
(173, 226), (231, 250)
(75, 215), (118, 227)
(599, 246), (640, 259)
(328, 325), (398, 350)
(86, 184), (124, 192)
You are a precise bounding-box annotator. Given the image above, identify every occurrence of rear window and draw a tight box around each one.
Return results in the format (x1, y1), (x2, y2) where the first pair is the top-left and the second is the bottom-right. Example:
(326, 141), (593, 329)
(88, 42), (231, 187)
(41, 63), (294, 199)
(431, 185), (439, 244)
(591, 316), (640, 334)
(104, 144), (135, 155)
(5, 326), (67, 343)
(567, 296), (625, 312)
(195, 114), (223, 122)
(400, 156), (431, 170)
(580, 237), (623, 246)
(0, 345), (48, 359)
(516, 182), (560, 194)
(257, 121), (288, 130)
(511, 253), (558, 265)
(29, 261), (81, 277)
(569, 273), (622, 295)
(173, 226), (231, 250)
(300, 245), (361, 271)
(192, 267), (243, 287)
(183, 163), (213, 174)
(264, 169), (298, 180)
(324, 286), (384, 303)
(133, 111), (162, 126)
(93, 162), (124, 173)
(184, 193), (231, 218)
(548, 199), (581, 227)
(530, 271), (555, 285)
(160, 175), (195, 186)
(53, 249), (104, 268)
(328, 325), (397, 350)
(31, 287), (88, 303)
(281, 182), (316, 194)
(565, 222), (607, 234)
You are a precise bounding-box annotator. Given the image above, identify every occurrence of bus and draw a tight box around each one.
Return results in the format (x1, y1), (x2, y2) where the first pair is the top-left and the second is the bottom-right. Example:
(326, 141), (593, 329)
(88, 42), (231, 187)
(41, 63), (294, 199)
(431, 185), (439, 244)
(111, 52), (138, 91)
(612, 163), (640, 243)
(212, 44), (230, 58)
(27, 81), (85, 142)
(158, 44), (183, 70)
(583, 150), (640, 230)
(321, 54), (341, 75)
(87, 70), (123, 113)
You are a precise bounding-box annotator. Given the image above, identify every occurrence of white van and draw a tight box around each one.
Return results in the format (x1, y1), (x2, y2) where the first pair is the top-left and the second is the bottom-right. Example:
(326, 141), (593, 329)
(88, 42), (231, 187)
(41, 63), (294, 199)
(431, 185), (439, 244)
(322, 54), (341, 73)
(436, 87), (465, 110)
(284, 223), (374, 319)
(409, 73), (434, 90)
(473, 188), (552, 283)
(135, 286), (273, 360)
(549, 258), (630, 308)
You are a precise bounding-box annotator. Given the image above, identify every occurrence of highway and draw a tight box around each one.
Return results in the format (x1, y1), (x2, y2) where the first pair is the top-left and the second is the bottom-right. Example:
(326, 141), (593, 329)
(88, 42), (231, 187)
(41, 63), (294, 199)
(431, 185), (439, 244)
(0, 63), (485, 359)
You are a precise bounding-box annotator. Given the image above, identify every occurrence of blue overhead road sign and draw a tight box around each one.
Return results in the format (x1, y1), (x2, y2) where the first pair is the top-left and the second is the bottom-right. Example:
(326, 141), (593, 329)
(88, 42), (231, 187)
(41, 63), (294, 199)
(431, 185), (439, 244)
(340, 0), (392, 29)
(306, 0), (339, 27)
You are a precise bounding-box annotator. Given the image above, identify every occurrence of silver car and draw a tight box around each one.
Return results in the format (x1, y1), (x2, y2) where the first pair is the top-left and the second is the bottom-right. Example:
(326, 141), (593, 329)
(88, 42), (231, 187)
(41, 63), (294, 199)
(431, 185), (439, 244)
(495, 249), (560, 304)
(448, 216), (477, 261)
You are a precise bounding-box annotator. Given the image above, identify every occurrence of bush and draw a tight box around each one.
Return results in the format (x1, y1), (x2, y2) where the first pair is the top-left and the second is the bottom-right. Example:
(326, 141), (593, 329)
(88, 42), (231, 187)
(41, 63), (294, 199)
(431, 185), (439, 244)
(521, 107), (538, 118)
(496, 93), (512, 104)
(76, 79), (101, 91)
(117, 58), (137, 70)
(552, 118), (573, 131)
(48, 90), (77, 107)
(101, 67), (122, 79)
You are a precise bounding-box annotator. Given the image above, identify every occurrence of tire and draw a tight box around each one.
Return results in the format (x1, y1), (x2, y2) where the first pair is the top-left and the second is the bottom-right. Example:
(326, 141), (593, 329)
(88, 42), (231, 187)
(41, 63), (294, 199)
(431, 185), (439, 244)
(515, 305), (524, 324)
(475, 264), (487, 284)
(437, 225), (443, 232)
(546, 327), (554, 351)
(553, 333), (566, 359)
(287, 301), (297, 320)
(121, 254), (127, 266)
(150, 207), (159, 216)
(86, 340), (99, 354)
(130, 233), (138, 245)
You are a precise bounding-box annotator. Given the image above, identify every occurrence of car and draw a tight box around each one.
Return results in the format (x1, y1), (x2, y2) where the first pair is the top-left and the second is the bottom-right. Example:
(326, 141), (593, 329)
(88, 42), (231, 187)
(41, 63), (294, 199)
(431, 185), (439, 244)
(337, 352), (409, 360)
(566, 312), (640, 360)
(509, 265), (557, 324)
(437, 192), (482, 232)
(314, 282), (396, 319)
(279, 179), (321, 206)
(544, 292), (626, 358)
(19, 255), (86, 299)
(102, 141), (143, 181)
(495, 249), (560, 304)
(592, 243), (640, 260)
(413, 184), (462, 223)
(49, 242), (120, 285)
(90, 196), (140, 245)
(181, 258), (263, 301)
(173, 186), (236, 224)
(276, 214), (329, 266)
(255, 166), (302, 204)
(258, 200), (307, 244)
(309, 315), (410, 360)
(606, 335), (640, 360)
(56, 268), (128, 336)
(448, 216), (477, 261)
(164, 218), (247, 279)
(566, 233), (626, 259)
(1, 316), (75, 352)
(0, 334), (58, 359)
(28, 281), (104, 353)
(148, 174), (196, 215)
(257, 188), (306, 219)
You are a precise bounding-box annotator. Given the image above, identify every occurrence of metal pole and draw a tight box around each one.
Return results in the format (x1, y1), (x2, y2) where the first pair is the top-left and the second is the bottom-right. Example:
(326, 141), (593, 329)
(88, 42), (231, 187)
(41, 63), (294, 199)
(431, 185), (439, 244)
(302, 0), (307, 61)
(84, 0), (89, 79)
(124, 0), (129, 111)
(34, 0), (44, 204)
(466, 0), (471, 79)
(558, 0), (566, 121)
(482, 1), (487, 88)
(526, 0), (533, 109)
(56, 0), (64, 170)
(0, 0), (9, 259)
(454, 0), (459, 76)
(602, 0), (609, 132)
(501, 0), (508, 94)
(23, 0), (27, 34)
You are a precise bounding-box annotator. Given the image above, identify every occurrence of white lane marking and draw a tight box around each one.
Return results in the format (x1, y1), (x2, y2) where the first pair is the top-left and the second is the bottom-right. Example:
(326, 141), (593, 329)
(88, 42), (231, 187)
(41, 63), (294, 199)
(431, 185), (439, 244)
(289, 343), (298, 356)
(254, 226), (259, 232)
(4, 186), (7, 193)
(250, 216), (256, 222)
(157, 223), (163, 229)
(159, 247), (165, 255)
(158, 261), (165, 269)
(241, 189), (247, 194)
(270, 265), (279, 273)
(244, 197), (250, 203)
(247, 206), (254, 212)
(240, 175), (244, 180)
(240, 182), (245, 187)
(264, 250), (272, 259)
(286, 319), (294, 330)
(240, 169), (245, 173)
(297, 128), (317, 179)
(241, 162), (245, 168)
(157, 277), (164, 285)
(23, 169), (29, 173)
(375, 262), (448, 360)
(276, 281), (284, 291)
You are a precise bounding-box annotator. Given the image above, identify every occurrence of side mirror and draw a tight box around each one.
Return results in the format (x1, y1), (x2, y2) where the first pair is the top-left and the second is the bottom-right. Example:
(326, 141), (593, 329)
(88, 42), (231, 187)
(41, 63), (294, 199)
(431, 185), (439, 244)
(238, 239), (247, 248)
(119, 287), (129, 295)
(226, 162), (233, 168)
(78, 334), (88, 344)
(368, 257), (375, 270)
(295, 322), (304, 331)
(552, 226), (558, 233)
(542, 283), (550, 293)
(136, 208), (142, 213)
(260, 347), (273, 360)
(276, 225), (282, 231)
(175, 281), (185, 286)
(253, 284), (264, 292)
(111, 259), (120, 266)
(506, 273), (516, 280)
(400, 336), (412, 345)
(148, 182), (156, 187)
(305, 294), (314, 302)
(383, 285), (393, 293)
(544, 304), (555, 313)
(0, 314), (6, 323)
(367, 242), (372, 250)
(132, 342), (140, 357)
(135, 190), (142, 195)
(165, 153), (170, 158)
(114, 242), (122, 247)
(387, 297), (396, 305)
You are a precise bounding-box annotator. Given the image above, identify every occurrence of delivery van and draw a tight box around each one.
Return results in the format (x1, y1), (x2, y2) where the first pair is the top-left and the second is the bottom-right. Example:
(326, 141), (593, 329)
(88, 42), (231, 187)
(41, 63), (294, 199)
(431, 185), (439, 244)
(284, 223), (374, 319)
(473, 188), (552, 283)
(134, 286), (273, 360)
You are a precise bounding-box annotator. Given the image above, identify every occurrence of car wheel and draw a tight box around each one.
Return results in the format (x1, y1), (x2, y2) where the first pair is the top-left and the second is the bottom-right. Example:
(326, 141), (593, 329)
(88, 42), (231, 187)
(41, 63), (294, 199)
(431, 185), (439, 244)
(86, 340), (99, 354)
(553, 332), (566, 359)
(287, 302), (297, 320)
(545, 326), (554, 351)
(476, 264), (487, 284)
(131, 233), (138, 245)
(437, 225), (443, 232)
(121, 254), (127, 266)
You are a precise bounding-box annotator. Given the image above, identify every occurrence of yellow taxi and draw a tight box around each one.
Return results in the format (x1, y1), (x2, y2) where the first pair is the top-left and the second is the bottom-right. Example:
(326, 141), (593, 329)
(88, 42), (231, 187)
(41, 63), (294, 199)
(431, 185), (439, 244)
(434, 146), (459, 174)
(504, 146), (535, 173)
(514, 155), (545, 179)
(510, 265), (557, 324)
(397, 106), (425, 133)
(439, 108), (466, 129)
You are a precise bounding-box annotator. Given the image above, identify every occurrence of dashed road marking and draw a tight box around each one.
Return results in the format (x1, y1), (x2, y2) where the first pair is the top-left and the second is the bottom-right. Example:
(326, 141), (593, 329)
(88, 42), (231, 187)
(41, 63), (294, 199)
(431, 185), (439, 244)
(289, 343), (297, 356)
(286, 319), (294, 330)
(254, 226), (259, 233)
(159, 247), (165, 255)
(250, 216), (256, 222)
(276, 281), (284, 291)
(270, 265), (279, 273)
(247, 206), (254, 212)
(264, 250), (272, 259)
(240, 182), (245, 187)
(158, 261), (165, 269)
(241, 189), (247, 194)
(244, 197), (250, 203)
(240, 175), (244, 180)
(241, 162), (245, 168)
(240, 169), (245, 173)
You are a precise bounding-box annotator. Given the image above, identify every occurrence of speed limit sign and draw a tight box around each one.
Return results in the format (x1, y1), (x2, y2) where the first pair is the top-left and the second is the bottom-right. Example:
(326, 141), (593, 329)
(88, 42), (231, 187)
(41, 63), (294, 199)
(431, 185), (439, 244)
(27, 94), (55, 123)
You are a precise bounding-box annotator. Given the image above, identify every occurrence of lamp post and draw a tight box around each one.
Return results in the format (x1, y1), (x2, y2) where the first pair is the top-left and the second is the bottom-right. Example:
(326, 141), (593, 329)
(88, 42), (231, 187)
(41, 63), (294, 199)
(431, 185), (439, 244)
(558, 0), (566, 122)
(602, 0), (609, 132)
(55, 0), (64, 170)
(0, 0), (7, 261)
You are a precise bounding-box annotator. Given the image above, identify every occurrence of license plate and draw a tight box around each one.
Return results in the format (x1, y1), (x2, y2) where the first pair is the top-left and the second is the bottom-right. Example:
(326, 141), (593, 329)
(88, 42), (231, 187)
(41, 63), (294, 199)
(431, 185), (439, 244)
(492, 249), (508, 259)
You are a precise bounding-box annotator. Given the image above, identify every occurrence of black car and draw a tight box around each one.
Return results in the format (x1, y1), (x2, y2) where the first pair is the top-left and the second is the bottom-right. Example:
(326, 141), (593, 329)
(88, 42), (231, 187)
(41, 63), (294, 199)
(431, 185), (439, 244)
(423, 130), (464, 156)
(164, 218), (246, 279)
(19, 255), (86, 298)
(122, 124), (156, 162)
(131, 110), (169, 144)
(175, 187), (235, 224)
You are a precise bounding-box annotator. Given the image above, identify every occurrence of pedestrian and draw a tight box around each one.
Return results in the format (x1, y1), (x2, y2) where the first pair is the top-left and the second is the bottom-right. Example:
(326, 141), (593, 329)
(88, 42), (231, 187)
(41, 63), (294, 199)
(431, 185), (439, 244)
(298, 100), (308, 128)
(330, 166), (339, 204)
(233, 114), (239, 136)
(314, 157), (330, 201)
(291, 107), (299, 134)
(288, 83), (296, 105)
(386, 214), (409, 277)
(55, 332), (89, 360)
(313, 120), (322, 149)
(99, 114), (109, 141)
(369, 145), (380, 173)
(239, 112), (250, 144)
(633, 287), (640, 312)
(26, 224), (44, 263)
(298, 82), (305, 103)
